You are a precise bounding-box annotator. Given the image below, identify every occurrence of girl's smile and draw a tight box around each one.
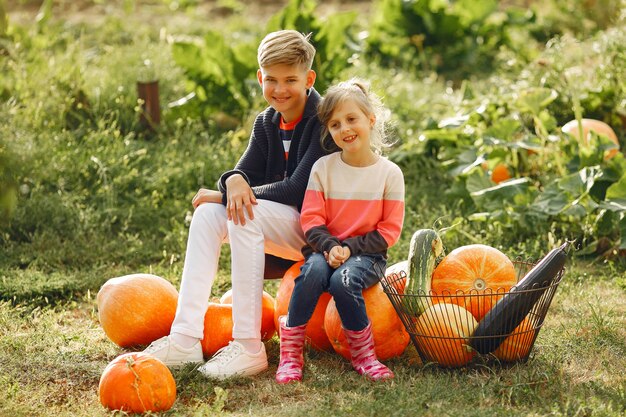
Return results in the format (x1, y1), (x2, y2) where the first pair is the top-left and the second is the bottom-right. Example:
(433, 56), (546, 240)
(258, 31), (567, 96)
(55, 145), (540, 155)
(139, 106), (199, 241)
(327, 99), (377, 166)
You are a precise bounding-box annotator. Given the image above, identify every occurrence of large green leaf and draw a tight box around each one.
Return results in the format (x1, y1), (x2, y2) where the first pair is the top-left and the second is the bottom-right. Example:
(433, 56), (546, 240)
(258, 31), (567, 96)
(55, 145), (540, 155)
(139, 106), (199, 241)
(600, 172), (626, 212)
(532, 182), (570, 216)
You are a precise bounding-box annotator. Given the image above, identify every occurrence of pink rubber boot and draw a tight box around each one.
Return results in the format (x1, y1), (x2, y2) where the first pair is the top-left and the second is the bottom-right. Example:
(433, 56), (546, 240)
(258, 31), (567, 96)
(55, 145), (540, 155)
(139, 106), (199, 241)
(343, 322), (394, 381)
(275, 316), (307, 384)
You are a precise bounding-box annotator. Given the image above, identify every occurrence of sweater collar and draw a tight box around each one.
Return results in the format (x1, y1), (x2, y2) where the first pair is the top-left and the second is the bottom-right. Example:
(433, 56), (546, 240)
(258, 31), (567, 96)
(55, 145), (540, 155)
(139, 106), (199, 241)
(271, 87), (321, 126)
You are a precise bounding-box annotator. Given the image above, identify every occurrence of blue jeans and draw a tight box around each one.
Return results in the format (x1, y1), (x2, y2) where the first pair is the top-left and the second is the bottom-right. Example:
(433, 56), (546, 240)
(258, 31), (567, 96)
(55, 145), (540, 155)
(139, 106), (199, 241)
(286, 252), (386, 331)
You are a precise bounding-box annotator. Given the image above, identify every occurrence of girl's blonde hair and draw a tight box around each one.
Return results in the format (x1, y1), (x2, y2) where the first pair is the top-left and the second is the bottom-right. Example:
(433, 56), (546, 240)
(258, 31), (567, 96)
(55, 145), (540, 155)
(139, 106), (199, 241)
(257, 30), (316, 70)
(317, 78), (393, 154)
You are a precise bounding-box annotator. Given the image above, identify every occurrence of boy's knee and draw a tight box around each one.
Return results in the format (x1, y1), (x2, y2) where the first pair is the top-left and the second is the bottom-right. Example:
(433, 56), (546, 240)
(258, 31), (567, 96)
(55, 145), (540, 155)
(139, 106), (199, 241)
(190, 203), (227, 231)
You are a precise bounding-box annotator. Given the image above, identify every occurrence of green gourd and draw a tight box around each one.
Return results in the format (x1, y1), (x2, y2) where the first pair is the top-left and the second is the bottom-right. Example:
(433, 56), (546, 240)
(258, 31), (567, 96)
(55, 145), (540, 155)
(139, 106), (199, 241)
(403, 229), (444, 315)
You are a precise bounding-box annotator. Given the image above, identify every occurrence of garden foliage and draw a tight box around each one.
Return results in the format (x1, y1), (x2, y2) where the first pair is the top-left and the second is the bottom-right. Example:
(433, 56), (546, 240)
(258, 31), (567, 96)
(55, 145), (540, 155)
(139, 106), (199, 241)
(0, 0), (625, 306)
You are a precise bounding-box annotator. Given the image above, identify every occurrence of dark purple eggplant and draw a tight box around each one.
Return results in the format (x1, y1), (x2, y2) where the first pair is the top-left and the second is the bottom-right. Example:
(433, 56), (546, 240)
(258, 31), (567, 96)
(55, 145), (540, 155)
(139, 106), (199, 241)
(470, 242), (568, 354)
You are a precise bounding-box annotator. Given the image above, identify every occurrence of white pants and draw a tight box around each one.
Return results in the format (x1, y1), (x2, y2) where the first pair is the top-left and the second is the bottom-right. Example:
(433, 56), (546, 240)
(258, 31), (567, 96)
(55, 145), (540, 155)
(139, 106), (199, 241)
(171, 199), (305, 340)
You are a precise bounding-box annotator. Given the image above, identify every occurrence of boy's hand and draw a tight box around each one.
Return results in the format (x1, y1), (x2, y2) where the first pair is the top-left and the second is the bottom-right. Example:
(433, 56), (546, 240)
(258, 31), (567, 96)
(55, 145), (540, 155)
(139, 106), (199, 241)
(326, 246), (351, 268)
(192, 188), (223, 209)
(225, 174), (258, 225)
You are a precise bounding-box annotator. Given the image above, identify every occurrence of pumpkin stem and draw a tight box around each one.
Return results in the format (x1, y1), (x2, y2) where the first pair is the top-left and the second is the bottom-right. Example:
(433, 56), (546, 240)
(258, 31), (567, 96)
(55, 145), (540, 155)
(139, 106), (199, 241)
(126, 355), (148, 412)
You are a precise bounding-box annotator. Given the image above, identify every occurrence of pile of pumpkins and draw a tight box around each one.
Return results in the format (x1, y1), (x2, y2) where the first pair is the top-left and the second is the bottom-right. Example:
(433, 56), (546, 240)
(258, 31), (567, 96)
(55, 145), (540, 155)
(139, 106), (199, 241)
(96, 264), (409, 413)
(397, 241), (540, 368)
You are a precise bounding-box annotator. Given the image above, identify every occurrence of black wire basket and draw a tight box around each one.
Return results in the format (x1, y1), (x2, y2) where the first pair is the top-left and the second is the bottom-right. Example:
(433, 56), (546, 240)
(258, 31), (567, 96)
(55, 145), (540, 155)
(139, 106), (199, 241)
(380, 259), (565, 367)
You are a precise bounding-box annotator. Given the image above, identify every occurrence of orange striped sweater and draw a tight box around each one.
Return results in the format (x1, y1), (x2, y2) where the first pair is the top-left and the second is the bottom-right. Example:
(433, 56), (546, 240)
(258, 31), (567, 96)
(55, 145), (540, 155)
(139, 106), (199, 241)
(300, 152), (405, 257)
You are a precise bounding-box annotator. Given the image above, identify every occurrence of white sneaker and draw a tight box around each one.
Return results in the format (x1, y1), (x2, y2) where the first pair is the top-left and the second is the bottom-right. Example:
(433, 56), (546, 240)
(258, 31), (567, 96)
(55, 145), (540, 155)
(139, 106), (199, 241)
(143, 335), (204, 367)
(198, 341), (268, 379)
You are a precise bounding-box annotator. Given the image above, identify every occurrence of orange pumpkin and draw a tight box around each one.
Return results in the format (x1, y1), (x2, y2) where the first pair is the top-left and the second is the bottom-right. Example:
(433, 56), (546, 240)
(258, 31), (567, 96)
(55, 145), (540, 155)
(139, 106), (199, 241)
(493, 315), (537, 362)
(431, 244), (516, 321)
(413, 303), (478, 367)
(491, 163), (511, 184)
(99, 352), (176, 413)
(324, 282), (409, 361)
(385, 260), (408, 294)
(562, 118), (620, 159)
(220, 289), (276, 341)
(97, 274), (178, 347)
(201, 302), (233, 357)
(274, 261), (333, 351)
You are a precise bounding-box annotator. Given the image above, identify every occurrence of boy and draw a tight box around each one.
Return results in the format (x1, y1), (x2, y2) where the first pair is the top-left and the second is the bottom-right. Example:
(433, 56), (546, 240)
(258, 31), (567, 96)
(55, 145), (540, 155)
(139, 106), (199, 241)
(143, 30), (325, 379)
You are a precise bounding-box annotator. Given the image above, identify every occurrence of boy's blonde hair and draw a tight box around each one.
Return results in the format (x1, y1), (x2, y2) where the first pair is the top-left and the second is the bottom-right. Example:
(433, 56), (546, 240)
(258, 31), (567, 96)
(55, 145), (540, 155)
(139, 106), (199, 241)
(257, 30), (316, 70)
(318, 78), (393, 154)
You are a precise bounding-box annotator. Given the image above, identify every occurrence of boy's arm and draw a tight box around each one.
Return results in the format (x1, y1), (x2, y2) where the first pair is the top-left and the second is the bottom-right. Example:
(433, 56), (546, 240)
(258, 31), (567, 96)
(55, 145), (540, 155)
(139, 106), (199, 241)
(342, 165), (405, 256)
(250, 123), (325, 208)
(217, 114), (268, 202)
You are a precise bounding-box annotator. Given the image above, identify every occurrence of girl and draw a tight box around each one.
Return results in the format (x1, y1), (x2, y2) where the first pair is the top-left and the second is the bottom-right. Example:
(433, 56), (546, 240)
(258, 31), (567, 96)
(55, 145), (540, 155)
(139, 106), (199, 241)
(276, 79), (405, 383)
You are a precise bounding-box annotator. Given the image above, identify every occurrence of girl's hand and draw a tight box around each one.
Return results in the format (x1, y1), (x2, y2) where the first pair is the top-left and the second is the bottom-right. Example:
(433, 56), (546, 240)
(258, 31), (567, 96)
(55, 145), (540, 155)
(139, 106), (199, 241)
(225, 174), (258, 226)
(326, 246), (351, 268)
(192, 188), (223, 209)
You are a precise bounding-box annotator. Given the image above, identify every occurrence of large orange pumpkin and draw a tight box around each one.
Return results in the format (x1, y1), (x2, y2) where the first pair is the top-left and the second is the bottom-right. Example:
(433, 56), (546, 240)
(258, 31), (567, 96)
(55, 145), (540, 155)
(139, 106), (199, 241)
(274, 261), (333, 351)
(324, 282), (409, 361)
(99, 352), (176, 413)
(97, 274), (178, 347)
(561, 119), (619, 159)
(413, 303), (478, 367)
(220, 289), (276, 341)
(493, 315), (537, 362)
(562, 118), (620, 159)
(431, 244), (516, 321)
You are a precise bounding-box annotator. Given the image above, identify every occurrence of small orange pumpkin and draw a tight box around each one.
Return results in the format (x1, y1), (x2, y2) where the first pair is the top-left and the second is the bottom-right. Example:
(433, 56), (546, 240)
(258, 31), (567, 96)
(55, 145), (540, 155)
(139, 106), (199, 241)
(562, 118), (620, 159)
(431, 244), (517, 321)
(201, 302), (233, 357)
(493, 315), (537, 362)
(99, 352), (176, 413)
(274, 261), (333, 351)
(413, 303), (478, 367)
(324, 282), (409, 361)
(491, 163), (511, 184)
(220, 289), (276, 341)
(385, 260), (409, 294)
(97, 274), (178, 347)
(201, 289), (275, 356)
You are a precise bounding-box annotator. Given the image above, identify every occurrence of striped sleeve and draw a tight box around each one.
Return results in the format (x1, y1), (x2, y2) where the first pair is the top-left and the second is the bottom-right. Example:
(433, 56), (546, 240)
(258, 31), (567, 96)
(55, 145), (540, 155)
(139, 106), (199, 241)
(343, 163), (405, 255)
(300, 161), (342, 254)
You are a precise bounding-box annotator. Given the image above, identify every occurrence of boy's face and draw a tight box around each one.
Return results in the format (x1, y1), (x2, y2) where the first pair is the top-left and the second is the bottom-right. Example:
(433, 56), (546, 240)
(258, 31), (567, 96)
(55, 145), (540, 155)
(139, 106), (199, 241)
(257, 63), (316, 123)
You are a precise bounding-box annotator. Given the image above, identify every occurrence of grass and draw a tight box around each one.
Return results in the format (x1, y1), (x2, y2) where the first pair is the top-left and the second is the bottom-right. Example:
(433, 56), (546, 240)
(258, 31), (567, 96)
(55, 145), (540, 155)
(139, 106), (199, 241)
(1, 0), (626, 416)
(0, 262), (624, 416)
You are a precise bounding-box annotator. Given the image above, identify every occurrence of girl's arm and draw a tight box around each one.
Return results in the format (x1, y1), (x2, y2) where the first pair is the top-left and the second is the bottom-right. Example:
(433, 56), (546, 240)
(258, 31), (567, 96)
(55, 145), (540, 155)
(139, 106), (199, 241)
(300, 161), (342, 254)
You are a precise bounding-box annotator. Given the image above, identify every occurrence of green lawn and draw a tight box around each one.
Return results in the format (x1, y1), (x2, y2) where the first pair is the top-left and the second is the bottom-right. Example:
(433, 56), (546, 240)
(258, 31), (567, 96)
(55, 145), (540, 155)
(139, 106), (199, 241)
(1, 0), (625, 415)
(0, 261), (624, 416)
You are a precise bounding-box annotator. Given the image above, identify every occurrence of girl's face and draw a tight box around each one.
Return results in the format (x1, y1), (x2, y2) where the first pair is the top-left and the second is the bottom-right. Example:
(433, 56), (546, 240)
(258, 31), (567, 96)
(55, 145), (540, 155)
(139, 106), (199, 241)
(327, 98), (376, 164)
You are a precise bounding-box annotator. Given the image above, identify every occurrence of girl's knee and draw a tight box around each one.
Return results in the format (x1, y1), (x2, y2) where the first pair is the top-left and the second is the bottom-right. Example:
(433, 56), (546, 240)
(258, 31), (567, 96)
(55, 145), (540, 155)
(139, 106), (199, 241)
(328, 269), (364, 299)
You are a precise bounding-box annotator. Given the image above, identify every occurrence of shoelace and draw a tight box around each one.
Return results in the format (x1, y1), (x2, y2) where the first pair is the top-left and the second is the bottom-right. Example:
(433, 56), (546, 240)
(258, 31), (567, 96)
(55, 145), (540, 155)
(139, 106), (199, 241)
(144, 336), (168, 354)
(208, 342), (242, 365)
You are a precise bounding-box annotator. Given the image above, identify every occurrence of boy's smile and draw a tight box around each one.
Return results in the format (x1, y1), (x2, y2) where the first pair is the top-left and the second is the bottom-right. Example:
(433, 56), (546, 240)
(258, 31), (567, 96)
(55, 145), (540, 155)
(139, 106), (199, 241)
(257, 64), (316, 123)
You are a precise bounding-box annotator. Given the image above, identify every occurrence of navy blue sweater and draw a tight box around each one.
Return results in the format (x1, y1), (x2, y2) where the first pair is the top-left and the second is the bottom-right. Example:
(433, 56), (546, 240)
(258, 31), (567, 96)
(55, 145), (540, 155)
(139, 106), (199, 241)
(218, 88), (326, 211)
